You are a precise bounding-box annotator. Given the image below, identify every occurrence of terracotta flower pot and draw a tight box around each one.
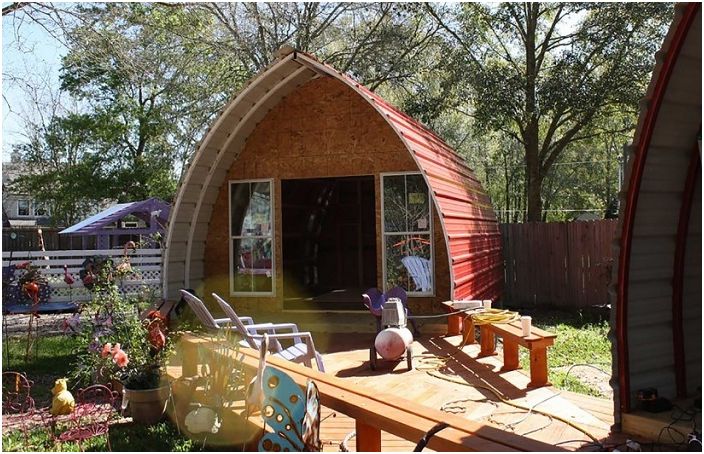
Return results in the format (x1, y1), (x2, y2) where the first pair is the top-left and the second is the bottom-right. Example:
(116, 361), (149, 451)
(123, 385), (169, 425)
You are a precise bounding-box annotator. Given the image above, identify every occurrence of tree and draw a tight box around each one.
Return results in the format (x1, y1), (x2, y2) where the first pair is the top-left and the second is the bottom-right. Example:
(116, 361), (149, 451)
(197, 2), (443, 91)
(58, 3), (248, 195)
(427, 3), (672, 221)
(10, 113), (111, 226)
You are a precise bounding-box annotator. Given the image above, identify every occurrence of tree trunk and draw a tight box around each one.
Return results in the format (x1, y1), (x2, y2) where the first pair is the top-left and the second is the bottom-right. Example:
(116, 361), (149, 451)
(524, 3), (542, 222)
(525, 152), (543, 222)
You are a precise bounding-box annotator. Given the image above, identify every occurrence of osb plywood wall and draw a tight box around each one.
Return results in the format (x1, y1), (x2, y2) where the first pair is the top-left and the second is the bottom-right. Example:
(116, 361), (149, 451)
(204, 76), (450, 314)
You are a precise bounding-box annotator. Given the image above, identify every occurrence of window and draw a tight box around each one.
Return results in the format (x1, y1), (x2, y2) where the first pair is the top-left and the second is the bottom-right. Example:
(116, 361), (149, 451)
(17, 200), (30, 216)
(34, 202), (50, 217)
(230, 180), (274, 295)
(381, 173), (433, 295)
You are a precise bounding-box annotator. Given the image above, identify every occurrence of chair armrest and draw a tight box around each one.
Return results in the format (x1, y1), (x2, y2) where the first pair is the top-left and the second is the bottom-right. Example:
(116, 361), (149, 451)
(244, 322), (299, 333)
(250, 330), (307, 347)
(215, 316), (254, 326)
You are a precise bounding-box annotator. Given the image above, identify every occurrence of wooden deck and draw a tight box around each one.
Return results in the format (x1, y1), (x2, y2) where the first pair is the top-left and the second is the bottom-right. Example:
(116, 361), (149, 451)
(167, 327), (623, 451)
(311, 331), (617, 450)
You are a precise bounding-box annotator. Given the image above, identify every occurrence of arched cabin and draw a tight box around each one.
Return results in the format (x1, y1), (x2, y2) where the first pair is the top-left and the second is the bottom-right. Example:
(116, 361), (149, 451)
(163, 49), (502, 319)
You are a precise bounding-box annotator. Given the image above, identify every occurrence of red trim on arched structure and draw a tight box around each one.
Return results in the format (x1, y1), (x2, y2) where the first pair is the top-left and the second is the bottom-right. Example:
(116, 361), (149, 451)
(672, 143), (701, 398)
(616, 3), (700, 413)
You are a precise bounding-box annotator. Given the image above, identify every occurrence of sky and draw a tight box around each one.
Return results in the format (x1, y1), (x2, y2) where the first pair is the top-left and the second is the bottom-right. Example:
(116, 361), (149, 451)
(2, 7), (68, 162)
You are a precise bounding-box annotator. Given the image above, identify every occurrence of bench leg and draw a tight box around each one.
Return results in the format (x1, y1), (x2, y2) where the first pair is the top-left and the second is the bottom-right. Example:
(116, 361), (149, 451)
(356, 419), (381, 451)
(501, 339), (520, 372)
(478, 325), (497, 357)
(447, 314), (463, 336)
(528, 346), (551, 387)
(462, 317), (475, 345)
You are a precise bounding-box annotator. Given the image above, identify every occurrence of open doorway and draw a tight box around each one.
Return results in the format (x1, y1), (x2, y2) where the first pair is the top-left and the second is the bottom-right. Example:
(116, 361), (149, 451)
(282, 176), (376, 310)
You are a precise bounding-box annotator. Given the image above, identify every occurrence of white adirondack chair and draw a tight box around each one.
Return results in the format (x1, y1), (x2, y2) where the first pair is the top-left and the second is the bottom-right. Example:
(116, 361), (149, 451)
(212, 293), (325, 372)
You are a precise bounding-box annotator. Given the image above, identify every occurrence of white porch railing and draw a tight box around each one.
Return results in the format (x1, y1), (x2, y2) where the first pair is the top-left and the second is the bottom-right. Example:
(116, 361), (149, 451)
(2, 249), (162, 303)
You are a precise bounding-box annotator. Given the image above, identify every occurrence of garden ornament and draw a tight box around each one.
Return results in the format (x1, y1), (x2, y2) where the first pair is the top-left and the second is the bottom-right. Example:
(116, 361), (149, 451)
(258, 369), (322, 451)
(23, 281), (39, 305)
(50, 378), (75, 416)
(246, 333), (269, 417)
(15, 261), (31, 270)
(63, 264), (75, 286)
(184, 404), (221, 434)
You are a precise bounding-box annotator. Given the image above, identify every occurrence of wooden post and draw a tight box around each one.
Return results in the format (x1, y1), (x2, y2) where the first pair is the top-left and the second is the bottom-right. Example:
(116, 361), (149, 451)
(528, 345), (550, 387)
(355, 419), (381, 451)
(478, 325), (497, 357)
(462, 316), (475, 344)
(501, 339), (520, 371)
(447, 314), (463, 336)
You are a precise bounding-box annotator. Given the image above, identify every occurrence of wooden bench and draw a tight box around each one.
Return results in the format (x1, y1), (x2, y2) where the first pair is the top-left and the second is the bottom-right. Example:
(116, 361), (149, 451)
(439, 300), (484, 336)
(471, 320), (557, 388)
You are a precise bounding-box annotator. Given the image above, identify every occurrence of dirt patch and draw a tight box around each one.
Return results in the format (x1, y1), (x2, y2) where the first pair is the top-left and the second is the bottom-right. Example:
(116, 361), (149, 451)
(554, 364), (612, 399)
(2, 313), (75, 337)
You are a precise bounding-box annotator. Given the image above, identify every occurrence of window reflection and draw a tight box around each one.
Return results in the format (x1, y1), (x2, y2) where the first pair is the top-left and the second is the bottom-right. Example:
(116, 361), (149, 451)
(230, 181), (273, 294)
(382, 174), (432, 294)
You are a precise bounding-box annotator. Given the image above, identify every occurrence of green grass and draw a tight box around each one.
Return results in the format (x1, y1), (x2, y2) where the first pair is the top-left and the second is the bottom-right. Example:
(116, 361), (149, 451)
(2, 334), (84, 406)
(512, 307), (612, 397)
(1, 420), (196, 452)
(2, 334), (82, 376)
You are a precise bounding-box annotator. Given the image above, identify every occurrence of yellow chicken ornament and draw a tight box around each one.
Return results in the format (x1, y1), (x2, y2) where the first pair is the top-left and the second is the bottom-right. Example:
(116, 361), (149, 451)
(51, 378), (75, 416)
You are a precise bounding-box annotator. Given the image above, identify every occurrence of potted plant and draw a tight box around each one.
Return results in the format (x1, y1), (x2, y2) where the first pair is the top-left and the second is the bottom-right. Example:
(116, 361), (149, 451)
(71, 255), (173, 425)
(117, 310), (172, 425)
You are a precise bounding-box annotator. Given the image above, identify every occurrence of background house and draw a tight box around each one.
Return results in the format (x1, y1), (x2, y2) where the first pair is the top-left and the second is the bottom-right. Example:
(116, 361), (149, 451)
(1, 154), (52, 228)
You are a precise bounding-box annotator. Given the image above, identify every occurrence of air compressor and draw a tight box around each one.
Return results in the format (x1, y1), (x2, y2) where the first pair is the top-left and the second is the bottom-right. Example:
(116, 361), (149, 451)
(370, 298), (414, 371)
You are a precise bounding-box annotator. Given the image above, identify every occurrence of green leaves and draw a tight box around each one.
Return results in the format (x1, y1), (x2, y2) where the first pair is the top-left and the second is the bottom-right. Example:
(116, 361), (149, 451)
(431, 2), (673, 220)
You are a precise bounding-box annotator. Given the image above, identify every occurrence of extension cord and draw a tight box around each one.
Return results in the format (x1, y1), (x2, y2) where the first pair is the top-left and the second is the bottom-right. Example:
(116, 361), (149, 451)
(471, 308), (521, 325)
(424, 369), (602, 443)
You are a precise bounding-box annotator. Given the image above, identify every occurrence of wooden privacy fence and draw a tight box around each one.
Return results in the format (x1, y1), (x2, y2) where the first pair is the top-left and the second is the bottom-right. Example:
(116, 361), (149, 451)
(2, 249), (162, 303)
(2, 228), (93, 251)
(500, 220), (617, 308)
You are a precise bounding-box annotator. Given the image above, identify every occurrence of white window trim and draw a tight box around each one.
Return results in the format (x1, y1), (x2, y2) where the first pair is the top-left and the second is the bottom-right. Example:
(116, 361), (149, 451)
(16, 199), (31, 217)
(380, 171), (435, 297)
(33, 201), (50, 217)
(229, 178), (276, 297)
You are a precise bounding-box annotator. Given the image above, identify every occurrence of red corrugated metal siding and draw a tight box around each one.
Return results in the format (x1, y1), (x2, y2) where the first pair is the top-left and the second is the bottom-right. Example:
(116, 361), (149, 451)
(341, 69), (503, 302)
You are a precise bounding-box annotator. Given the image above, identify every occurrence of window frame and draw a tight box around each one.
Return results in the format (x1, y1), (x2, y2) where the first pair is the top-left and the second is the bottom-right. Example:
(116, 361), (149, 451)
(33, 201), (50, 217)
(380, 171), (435, 297)
(16, 199), (31, 217)
(228, 178), (276, 297)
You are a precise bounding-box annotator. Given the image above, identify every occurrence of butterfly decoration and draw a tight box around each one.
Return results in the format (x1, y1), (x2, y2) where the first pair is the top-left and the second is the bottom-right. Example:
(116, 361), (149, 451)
(258, 367), (321, 452)
(302, 380), (321, 451)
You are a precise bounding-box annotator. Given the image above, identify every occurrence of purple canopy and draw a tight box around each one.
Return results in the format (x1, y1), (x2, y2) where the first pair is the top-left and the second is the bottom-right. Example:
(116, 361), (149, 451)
(59, 198), (170, 248)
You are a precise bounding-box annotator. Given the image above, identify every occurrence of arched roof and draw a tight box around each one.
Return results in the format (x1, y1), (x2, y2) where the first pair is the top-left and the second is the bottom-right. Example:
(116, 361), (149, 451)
(613, 3), (701, 413)
(163, 49), (502, 302)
